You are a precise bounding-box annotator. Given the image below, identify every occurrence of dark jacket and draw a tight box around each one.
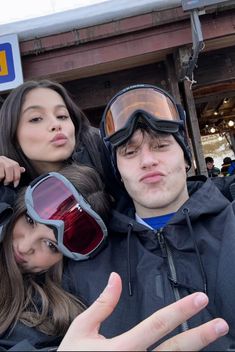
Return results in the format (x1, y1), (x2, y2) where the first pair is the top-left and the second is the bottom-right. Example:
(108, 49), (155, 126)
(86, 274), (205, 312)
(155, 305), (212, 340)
(72, 126), (104, 179)
(65, 177), (235, 351)
(1, 179), (235, 350)
(0, 327), (59, 351)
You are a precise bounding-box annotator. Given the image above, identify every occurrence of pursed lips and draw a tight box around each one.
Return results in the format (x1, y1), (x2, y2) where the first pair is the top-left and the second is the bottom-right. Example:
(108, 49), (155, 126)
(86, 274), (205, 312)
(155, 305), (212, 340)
(139, 171), (165, 183)
(50, 133), (68, 146)
(50, 133), (68, 143)
(13, 249), (27, 264)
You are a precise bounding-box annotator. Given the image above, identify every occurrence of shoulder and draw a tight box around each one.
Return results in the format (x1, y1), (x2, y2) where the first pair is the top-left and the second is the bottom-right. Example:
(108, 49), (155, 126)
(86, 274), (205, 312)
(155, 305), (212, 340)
(0, 186), (16, 228)
(0, 185), (16, 205)
(188, 174), (235, 201)
(211, 175), (235, 201)
(83, 126), (101, 144)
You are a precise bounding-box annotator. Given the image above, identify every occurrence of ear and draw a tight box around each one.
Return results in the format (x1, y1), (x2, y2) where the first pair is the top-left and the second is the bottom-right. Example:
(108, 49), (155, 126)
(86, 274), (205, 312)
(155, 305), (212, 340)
(185, 160), (190, 172)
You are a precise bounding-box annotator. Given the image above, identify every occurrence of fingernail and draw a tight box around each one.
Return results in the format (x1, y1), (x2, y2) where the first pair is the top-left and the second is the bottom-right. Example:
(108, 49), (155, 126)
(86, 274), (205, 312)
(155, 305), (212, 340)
(194, 293), (208, 308)
(14, 180), (19, 188)
(107, 272), (116, 288)
(214, 320), (229, 336)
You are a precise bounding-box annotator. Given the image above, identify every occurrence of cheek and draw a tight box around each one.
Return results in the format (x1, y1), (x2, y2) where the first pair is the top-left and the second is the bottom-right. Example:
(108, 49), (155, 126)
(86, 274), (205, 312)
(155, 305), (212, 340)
(12, 222), (23, 241)
(68, 121), (75, 136)
(37, 252), (62, 269)
(16, 127), (25, 147)
(17, 128), (40, 151)
(167, 153), (187, 177)
(116, 155), (130, 179)
(46, 253), (62, 267)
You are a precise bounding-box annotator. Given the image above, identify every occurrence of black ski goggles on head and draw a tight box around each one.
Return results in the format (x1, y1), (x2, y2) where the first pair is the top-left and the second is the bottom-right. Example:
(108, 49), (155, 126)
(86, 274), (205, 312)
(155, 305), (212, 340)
(101, 84), (185, 146)
(25, 172), (108, 261)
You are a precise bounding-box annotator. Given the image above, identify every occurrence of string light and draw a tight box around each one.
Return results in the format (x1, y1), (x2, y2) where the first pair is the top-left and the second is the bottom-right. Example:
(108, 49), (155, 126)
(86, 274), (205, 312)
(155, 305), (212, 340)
(210, 127), (216, 133)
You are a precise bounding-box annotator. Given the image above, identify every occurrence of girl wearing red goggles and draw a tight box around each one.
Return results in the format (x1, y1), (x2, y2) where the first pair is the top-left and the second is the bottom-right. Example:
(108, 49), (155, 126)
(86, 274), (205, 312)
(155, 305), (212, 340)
(0, 163), (110, 341)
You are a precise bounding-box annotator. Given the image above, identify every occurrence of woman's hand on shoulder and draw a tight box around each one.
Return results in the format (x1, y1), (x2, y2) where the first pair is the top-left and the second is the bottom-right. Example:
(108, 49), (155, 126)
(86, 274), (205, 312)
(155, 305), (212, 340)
(0, 156), (25, 187)
(58, 272), (229, 351)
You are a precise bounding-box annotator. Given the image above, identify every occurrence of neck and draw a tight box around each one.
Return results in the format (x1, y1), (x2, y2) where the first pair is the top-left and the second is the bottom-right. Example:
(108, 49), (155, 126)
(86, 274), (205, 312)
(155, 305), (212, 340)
(135, 192), (189, 218)
(32, 161), (64, 175)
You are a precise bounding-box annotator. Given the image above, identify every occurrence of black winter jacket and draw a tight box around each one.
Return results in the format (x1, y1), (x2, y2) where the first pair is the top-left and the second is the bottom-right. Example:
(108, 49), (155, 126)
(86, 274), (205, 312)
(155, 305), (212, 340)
(1, 178), (235, 350)
(65, 177), (235, 351)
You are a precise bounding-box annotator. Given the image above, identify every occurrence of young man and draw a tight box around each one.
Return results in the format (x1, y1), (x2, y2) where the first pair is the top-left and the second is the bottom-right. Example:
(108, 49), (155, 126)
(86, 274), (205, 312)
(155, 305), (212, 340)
(205, 156), (220, 177)
(64, 85), (235, 350)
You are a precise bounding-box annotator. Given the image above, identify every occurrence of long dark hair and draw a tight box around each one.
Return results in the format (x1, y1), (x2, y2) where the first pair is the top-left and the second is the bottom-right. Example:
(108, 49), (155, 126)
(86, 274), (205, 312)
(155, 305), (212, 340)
(0, 188), (85, 336)
(0, 164), (110, 336)
(0, 80), (103, 184)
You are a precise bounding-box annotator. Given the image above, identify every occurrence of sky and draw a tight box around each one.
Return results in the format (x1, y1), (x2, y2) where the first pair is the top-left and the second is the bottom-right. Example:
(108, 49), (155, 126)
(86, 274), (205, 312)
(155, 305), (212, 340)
(0, 0), (107, 25)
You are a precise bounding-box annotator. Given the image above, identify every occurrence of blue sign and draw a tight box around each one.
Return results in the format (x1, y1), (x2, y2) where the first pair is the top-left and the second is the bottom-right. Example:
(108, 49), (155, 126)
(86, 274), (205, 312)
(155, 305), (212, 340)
(0, 42), (15, 83)
(0, 34), (23, 92)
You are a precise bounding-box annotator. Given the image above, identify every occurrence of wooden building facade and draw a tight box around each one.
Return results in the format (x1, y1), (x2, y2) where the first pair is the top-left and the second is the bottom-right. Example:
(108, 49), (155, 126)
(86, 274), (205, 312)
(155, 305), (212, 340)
(1, 0), (235, 175)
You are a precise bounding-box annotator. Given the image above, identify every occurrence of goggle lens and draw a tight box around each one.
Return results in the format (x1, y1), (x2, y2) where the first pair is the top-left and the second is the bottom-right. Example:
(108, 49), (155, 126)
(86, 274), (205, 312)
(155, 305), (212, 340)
(31, 177), (104, 255)
(105, 87), (179, 136)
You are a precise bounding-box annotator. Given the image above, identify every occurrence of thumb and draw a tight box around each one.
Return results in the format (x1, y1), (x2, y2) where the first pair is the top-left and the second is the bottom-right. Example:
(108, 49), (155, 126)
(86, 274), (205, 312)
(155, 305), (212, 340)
(72, 272), (122, 335)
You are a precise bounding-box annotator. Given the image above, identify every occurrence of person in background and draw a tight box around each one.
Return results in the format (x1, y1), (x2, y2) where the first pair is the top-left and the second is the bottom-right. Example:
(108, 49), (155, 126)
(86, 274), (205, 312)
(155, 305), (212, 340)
(205, 156), (220, 177)
(221, 157), (232, 176)
(227, 158), (235, 176)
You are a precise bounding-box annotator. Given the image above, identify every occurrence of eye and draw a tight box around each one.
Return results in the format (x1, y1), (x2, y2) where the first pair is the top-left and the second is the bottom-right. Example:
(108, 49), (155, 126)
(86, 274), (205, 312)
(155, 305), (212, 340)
(57, 114), (70, 120)
(155, 142), (170, 149)
(121, 145), (140, 157)
(125, 148), (138, 156)
(152, 138), (172, 150)
(44, 240), (59, 253)
(29, 117), (42, 123)
(25, 213), (35, 225)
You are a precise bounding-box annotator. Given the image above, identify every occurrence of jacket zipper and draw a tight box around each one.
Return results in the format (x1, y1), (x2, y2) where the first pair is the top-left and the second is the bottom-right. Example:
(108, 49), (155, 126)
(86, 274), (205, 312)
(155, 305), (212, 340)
(156, 229), (189, 332)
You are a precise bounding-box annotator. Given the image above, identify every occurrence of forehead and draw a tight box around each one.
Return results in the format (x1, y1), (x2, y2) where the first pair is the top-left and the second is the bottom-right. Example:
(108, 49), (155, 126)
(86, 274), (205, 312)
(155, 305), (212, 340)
(22, 88), (65, 110)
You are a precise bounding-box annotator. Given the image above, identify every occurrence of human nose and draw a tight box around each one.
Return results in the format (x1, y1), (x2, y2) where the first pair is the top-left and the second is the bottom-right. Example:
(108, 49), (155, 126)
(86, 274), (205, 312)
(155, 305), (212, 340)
(139, 145), (159, 169)
(17, 236), (35, 255)
(49, 116), (62, 132)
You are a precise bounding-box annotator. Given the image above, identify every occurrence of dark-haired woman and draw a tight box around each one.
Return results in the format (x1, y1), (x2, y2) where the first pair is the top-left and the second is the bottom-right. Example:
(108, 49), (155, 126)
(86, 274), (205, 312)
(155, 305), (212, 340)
(0, 79), (103, 188)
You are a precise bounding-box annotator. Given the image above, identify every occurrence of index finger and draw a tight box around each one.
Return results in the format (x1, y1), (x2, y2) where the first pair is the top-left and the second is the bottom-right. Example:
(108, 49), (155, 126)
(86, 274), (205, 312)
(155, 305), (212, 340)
(156, 318), (229, 351)
(114, 292), (227, 350)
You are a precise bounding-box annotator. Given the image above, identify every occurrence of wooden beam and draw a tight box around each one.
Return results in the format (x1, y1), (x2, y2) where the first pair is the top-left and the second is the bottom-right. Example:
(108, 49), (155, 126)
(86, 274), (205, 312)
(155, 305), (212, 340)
(165, 54), (181, 103)
(183, 80), (207, 175)
(21, 10), (235, 81)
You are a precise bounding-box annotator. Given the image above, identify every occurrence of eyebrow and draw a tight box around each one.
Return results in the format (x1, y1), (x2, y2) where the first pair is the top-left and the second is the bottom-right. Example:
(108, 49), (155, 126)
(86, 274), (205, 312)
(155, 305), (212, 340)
(22, 104), (67, 114)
